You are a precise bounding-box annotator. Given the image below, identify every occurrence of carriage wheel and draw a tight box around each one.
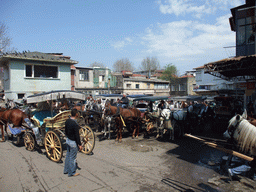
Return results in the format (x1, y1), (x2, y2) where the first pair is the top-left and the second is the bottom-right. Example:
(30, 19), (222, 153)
(24, 132), (35, 151)
(79, 125), (95, 155)
(44, 131), (63, 162)
(77, 116), (85, 126)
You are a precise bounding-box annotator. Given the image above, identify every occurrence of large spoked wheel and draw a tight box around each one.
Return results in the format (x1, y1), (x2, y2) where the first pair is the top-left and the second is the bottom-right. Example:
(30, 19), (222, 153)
(24, 132), (35, 151)
(44, 131), (63, 162)
(79, 125), (95, 155)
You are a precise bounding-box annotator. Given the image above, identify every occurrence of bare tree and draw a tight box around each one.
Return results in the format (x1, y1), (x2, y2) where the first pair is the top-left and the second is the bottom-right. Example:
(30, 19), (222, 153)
(140, 56), (160, 77)
(0, 22), (12, 53)
(89, 62), (105, 68)
(113, 58), (134, 72)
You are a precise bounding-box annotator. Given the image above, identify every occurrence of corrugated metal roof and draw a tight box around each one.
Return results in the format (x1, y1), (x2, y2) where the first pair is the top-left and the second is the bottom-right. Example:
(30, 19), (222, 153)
(0, 51), (78, 64)
(204, 54), (256, 80)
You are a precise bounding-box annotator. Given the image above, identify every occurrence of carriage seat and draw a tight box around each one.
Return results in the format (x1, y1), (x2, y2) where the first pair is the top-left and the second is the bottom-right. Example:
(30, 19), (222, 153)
(32, 110), (57, 126)
(43, 110), (71, 129)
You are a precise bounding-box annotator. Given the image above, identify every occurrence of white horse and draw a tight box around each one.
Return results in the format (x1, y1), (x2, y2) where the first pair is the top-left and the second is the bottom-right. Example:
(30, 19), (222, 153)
(224, 110), (256, 155)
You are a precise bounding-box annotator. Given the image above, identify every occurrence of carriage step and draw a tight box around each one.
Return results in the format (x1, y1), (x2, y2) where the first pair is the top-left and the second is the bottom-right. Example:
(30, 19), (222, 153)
(8, 125), (25, 135)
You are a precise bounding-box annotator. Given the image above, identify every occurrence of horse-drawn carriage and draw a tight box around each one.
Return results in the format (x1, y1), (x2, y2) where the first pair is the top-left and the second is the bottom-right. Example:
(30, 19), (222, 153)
(22, 90), (95, 162)
(132, 95), (173, 139)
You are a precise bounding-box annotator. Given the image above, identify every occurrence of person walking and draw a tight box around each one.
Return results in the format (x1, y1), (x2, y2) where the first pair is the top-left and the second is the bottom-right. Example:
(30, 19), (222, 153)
(64, 108), (83, 177)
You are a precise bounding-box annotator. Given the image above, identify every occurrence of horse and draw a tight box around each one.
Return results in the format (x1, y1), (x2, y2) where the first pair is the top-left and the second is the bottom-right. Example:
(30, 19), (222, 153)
(224, 110), (256, 156)
(0, 108), (32, 142)
(104, 100), (142, 142)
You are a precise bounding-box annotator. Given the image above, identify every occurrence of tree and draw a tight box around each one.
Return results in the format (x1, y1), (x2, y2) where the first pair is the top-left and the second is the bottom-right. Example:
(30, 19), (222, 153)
(140, 56), (160, 77)
(89, 62), (105, 68)
(113, 58), (134, 72)
(0, 22), (12, 53)
(160, 63), (178, 81)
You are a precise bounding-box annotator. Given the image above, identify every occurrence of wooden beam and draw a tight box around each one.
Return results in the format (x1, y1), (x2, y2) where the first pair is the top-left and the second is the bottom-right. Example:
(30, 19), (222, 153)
(184, 134), (253, 162)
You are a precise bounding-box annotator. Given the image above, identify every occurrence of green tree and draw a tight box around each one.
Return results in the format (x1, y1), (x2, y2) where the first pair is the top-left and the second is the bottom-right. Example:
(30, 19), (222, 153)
(160, 63), (178, 81)
(140, 56), (160, 77)
(113, 58), (134, 72)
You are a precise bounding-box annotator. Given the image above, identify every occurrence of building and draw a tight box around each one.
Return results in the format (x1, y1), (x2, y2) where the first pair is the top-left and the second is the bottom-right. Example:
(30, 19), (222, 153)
(169, 73), (196, 96)
(204, 0), (256, 103)
(194, 66), (235, 96)
(111, 71), (169, 96)
(0, 51), (78, 100)
(74, 66), (117, 96)
(230, 0), (256, 57)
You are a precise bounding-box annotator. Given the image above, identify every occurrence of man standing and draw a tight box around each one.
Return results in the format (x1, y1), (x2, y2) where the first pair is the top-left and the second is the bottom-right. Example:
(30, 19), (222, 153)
(64, 108), (83, 177)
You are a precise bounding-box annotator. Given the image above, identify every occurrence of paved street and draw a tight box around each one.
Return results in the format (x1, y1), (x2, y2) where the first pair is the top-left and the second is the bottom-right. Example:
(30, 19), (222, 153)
(1, 133), (256, 192)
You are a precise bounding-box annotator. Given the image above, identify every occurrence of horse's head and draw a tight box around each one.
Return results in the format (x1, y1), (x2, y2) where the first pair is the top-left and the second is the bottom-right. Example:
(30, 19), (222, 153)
(224, 110), (247, 140)
(161, 109), (171, 120)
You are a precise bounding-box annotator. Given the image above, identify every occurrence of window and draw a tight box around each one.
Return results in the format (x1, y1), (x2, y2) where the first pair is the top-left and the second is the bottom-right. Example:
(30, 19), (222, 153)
(237, 17), (256, 46)
(26, 65), (32, 77)
(179, 84), (186, 91)
(79, 70), (89, 81)
(171, 85), (176, 91)
(18, 93), (25, 99)
(25, 64), (58, 78)
(136, 84), (140, 89)
(126, 84), (131, 89)
(34, 65), (58, 78)
(237, 18), (245, 46)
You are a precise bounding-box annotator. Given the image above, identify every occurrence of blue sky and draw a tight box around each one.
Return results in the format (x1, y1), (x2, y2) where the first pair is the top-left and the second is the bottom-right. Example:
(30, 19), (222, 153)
(1, 0), (244, 75)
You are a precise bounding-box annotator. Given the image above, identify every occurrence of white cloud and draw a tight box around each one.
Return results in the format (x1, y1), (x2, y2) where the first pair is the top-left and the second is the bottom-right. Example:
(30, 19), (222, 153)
(111, 37), (133, 50)
(157, 0), (243, 17)
(142, 14), (235, 64)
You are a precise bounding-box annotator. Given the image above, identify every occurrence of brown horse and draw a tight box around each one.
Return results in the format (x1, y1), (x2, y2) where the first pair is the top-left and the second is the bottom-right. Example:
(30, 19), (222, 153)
(0, 108), (29, 142)
(104, 101), (142, 142)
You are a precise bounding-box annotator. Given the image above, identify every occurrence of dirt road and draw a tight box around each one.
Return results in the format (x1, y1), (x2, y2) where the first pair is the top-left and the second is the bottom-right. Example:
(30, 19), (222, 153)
(0, 132), (256, 191)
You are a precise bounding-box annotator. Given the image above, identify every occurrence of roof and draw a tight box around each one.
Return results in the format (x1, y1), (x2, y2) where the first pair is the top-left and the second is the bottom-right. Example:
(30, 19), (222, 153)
(0, 51), (78, 65)
(151, 73), (162, 77)
(204, 54), (256, 81)
(180, 75), (194, 78)
(124, 77), (169, 83)
(75, 66), (93, 70)
(132, 74), (146, 77)
(194, 66), (204, 70)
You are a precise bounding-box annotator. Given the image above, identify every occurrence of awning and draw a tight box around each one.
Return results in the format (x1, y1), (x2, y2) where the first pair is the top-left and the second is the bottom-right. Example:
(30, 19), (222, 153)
(204, 54), (256, 81)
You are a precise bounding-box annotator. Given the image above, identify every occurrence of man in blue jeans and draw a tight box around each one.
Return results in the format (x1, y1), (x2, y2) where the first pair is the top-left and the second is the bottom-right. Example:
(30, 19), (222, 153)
(64, 108), (83, 177)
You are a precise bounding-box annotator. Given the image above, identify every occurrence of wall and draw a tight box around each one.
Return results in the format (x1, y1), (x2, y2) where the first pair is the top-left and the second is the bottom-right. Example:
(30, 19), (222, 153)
(195, 68), (233, 91)
(5, 60), (72, 100)
(75, 68), (94, 89)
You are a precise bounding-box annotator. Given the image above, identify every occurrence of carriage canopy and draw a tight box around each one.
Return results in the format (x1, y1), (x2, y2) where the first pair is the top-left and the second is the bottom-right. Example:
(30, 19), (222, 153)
(133, 95), (170, 102)
(27, 90), (86, 104)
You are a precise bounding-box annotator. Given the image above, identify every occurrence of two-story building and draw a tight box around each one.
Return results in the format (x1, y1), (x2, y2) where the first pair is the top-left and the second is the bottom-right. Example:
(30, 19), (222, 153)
(118, 71), (169, 96)
(74, 66), (117, 96)
(169, 73), (196, 96)
(0, 51), (78, 100)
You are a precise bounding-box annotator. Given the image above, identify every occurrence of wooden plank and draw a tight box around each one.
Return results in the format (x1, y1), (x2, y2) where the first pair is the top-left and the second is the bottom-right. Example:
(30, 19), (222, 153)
(184, 134), (254, 162)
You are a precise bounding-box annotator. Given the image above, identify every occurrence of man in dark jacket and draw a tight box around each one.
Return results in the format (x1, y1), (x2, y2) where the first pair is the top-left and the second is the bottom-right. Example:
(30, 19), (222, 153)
(120, 94), (129, 108)
(64, 108), (82, 177)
